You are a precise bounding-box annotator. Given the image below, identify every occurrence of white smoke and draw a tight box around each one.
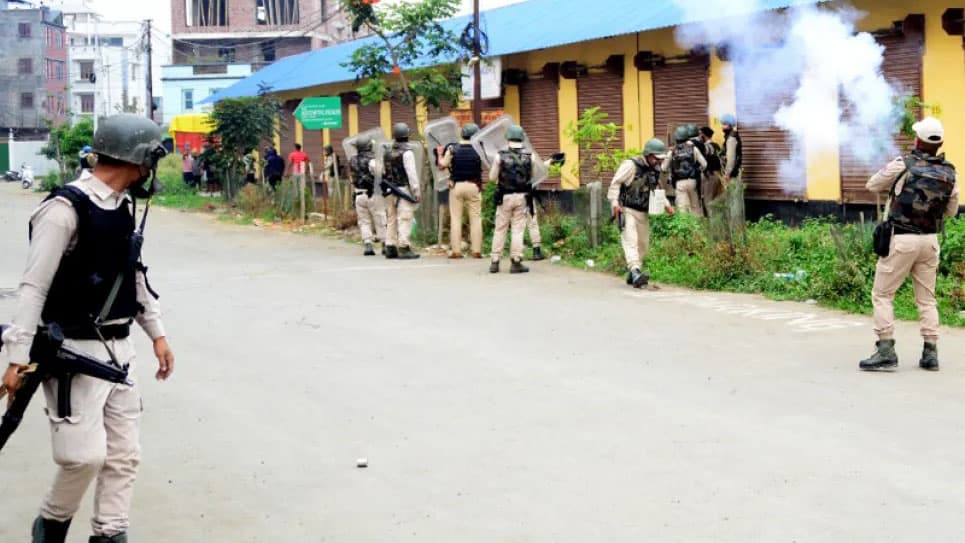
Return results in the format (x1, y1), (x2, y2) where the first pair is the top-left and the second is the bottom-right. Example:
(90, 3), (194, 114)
(674, 0), (899, 193)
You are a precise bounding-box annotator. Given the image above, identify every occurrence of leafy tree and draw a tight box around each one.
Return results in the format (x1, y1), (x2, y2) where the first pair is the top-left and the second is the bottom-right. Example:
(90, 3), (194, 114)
(340, 0), (467, 112)
(40, 118), (95, 181)
(207, 88), (282, 200)
(565, 107), (634, 183)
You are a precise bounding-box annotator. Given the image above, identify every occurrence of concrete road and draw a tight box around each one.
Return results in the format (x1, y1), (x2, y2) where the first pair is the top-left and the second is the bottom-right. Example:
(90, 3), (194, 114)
(1, 183), (964, 542)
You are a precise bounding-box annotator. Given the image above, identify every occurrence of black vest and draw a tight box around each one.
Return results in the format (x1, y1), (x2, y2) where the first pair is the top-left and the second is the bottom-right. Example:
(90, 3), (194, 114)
(350, 152), (376, 194)
(37, 186), (142, 337)
(619, 158), (660, 212)
(497, 149), (533, 193)
(450, 144), (481, 182)
(724, 130), (743, 177)
(383, 143), (408, 190)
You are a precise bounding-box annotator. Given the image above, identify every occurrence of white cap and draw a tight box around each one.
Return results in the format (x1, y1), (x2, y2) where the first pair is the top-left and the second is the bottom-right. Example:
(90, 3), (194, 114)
(912, 117), (944, 144)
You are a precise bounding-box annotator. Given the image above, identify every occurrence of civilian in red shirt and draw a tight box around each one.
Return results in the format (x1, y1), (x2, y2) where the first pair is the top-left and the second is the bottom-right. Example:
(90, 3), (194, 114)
(287, 143), (312, 178)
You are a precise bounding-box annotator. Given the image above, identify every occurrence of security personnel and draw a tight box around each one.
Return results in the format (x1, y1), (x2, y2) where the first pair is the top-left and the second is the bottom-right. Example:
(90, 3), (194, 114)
(860, 117), (958, 372)
(382, 122), (422, 260)
(608, 138), (675, 288)
(488, 125), (543, 274)
(695, 126), (723, 203)
(526, 205), (545, 261)
(349, 138), (387, 256)
(78, 145), (96, 172)
(663, 125), (707, 215)
(1, 114), (175, 543)
(440, 123), (484, 259)
(720, 114), (742, 187)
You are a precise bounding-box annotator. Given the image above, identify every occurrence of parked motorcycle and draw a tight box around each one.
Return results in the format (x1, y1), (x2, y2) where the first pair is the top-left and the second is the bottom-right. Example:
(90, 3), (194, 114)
(2, 166), (23, 182)
(20, 165), (34, 189)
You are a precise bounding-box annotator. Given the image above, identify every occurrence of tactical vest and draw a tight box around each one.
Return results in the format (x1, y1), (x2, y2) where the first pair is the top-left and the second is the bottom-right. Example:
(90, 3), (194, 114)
(888, 150), (957, 234)
(450, 144), (482, 182)
(497, 149), (533, 193)
(383, 143), (409, 189)
(350, 152), (376, 194)
(696, 139), (722, 173)
(671, 141), (699, 181)
(37, 185), (143, 337)
(619, 158), (660, 212)
(724, 130), (743, 177)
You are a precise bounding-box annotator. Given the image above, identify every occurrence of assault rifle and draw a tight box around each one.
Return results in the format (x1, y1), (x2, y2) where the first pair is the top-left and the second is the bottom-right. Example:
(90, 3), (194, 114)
(381, 180), (418, 203)
(0, 323), (131, 451)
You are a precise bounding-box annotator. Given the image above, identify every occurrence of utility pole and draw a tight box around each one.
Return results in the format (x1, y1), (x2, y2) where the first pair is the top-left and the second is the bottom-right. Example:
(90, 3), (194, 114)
(471, 0), (482, 126)
(144, 19), (153, 121)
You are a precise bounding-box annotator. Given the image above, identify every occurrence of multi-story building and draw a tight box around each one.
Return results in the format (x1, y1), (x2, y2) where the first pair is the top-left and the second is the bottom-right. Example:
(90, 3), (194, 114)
(0, 2), (68, 136)
(61, 1), (148, 122)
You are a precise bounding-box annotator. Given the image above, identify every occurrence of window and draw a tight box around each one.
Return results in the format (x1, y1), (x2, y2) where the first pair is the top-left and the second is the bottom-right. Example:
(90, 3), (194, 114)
(256, 0), (299, 25)
(217, 47), (236, 63)
(21, 93), (34, 109)
(183, 89), (194, 111)
(188, 0), (228, 27)
(56, 61), (64, 81)
(79, 61), (94, 81)
(101, 37), (123, 47)
(80, 93), (94, 113)
(19, 23), (31, 38)
(18, 58), (33, 75)
(261, 41), (276, 62)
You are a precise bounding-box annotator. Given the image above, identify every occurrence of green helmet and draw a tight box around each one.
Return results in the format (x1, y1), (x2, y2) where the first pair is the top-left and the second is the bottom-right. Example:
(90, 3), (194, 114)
(685, 124), (699, 139)
(643, 138), (667, 157)
(92, 113), (166, 169)
(506, 124), (525, 142)
(461, 123), (480, 140)
(355, 138), (373, 152)
(392, 122), (410, 141)
(673, 126), (690, 143)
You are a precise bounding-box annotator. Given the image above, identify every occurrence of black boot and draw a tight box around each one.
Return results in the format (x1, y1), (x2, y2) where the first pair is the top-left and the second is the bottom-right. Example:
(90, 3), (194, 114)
(920, 342), (939, 371)
(397, 246), (420, 260)
(89, 534), (127, 543)
(32, 516), (72, 543)
(859, 339), (898, 371)
(629, 268), (649, 289)
(489, 260), (500, 274)
(531, 246), (545, 261)
(385, 245), (398, 259)
(510, 258), (529, 274)
(363, 243), (375, 256)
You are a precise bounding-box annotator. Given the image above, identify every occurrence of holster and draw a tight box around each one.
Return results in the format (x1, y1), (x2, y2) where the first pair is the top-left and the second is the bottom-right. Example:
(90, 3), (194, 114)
(494, 189), (505, 207)
(526, 193), (535, 216)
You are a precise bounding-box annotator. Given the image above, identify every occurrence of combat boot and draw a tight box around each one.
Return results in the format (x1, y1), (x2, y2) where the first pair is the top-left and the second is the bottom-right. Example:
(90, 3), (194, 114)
(89, 534), (127, 543)
(510, 258), (529, 274)
(385, 245), (399, 259)
(32, 516), (72, 543)
(363, 243), (375, 256)
(920, 342), (939, 371)
(531, 246), (545, 261)
(629, 268), (649, 289)
(397, 246), (420, 260)
(859, 339), (898, 371)
(489, 260), (500, 274)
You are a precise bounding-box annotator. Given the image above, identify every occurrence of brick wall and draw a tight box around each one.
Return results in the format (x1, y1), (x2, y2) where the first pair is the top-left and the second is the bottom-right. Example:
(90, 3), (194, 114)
(172, 0), (324, 35)
(173, 36), (310, 64)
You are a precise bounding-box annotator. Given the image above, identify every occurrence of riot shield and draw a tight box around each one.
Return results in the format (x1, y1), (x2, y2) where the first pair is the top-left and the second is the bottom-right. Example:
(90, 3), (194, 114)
(470, 114), (549, 187)
(342, 127), (389, 165)
(423, 117), (459, 191)
(377, 141), (426, 191)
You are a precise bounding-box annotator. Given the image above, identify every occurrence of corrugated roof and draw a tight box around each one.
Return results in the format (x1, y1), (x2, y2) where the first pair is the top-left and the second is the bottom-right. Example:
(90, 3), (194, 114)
(202, 0), (819, 104)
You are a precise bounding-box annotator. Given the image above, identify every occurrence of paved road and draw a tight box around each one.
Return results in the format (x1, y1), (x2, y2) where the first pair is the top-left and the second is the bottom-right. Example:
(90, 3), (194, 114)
(1, 183), (964, 542)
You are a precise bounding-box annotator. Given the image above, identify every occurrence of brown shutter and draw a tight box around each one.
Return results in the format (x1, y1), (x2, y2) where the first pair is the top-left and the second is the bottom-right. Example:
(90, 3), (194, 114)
(735, 71), (803, 199)
(302, 126), (323, 174)
(519, 78), (560, 188)
(577, 72), (624, 184)
(329, 103), (350, 171)
(652, 58), (709, 144)
(427, 101), (453, 120)
(391, 98), (417, 130)
(357, 102), (381, 133)
(279, 100), (298, 156)
(839, 29), (923, 203)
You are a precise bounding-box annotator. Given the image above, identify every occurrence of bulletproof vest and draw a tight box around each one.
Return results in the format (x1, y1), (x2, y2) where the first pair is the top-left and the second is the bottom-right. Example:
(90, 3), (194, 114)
(619, 158), (660, 212)
(888, 150), (957, 234)
(695, 139), (722, 173)
(383, 143), (408, 188)
(350, 152), (376, 193)
(37, 186), (142, 336)
(497, 149), (533, 193)
(450, 144), (482, 182)
(671, 141), (699, 181)
(724, 131), (743, 176)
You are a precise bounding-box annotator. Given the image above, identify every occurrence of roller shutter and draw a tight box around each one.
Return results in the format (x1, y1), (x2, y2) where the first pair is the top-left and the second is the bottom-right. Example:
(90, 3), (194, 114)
(357, 102), (382, 134)
(839, 29), (923, 203)
(519, 78), (560, 188)
(577, 72), (624, 184)
(279, 100), (297, 156)
(302, 124), (323, 175)
(391, 97), (418, 131)
(652, 58), (709, 144)
(329, 102), (350, 174)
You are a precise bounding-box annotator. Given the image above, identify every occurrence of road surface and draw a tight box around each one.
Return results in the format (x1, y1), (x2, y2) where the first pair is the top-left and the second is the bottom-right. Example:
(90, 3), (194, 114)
(1, 183), (963, 542)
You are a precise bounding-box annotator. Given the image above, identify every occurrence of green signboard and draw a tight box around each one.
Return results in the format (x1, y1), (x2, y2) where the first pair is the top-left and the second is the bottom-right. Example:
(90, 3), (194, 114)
(294, 96), (343, 130)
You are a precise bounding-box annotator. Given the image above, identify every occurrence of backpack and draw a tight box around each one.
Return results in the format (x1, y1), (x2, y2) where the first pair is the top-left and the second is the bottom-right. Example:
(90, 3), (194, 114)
(671, 142), (698, 181)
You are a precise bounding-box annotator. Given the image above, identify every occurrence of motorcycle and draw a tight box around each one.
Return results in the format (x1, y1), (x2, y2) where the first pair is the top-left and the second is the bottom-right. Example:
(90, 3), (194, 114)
(2, 166), (23, 182)
(3, 164), (33, 188)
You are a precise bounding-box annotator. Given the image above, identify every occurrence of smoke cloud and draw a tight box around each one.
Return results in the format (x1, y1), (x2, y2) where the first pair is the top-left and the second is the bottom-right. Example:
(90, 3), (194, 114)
(674, 0), (900, 193)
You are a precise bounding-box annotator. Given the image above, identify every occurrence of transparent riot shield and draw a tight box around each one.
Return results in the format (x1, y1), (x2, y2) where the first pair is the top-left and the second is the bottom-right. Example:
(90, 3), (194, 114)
(470, 114), (550, 187)
(342, 127), (389, 165)
(377, 141), (426, 197)
(423, 117), (459, 191)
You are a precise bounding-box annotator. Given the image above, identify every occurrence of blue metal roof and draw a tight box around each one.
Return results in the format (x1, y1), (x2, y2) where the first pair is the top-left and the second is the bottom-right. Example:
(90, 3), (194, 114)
(202, 0), (819, 104)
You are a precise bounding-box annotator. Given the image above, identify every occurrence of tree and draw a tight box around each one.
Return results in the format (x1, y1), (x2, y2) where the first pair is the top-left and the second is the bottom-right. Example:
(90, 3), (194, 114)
(40, 118), (94, 181)
(340, 0), (467, 112)
(565, 107), (635, 183)
(207, 87), (282, 200)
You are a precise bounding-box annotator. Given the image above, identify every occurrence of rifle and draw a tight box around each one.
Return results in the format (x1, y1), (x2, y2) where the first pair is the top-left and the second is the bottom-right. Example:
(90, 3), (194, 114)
(381, 180), (418, 203)
(611, 208), (625, 232)
(0, 323), (132, 451)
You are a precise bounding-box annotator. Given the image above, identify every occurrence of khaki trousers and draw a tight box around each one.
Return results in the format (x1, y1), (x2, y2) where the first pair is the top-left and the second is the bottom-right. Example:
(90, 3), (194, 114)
(40, 337), (141, 538)
(491, 193), (528, 261)
(872, 233), (941, 342)
(675, 178), (702, 215)
(385, 195), (418, 248)
(449, 182), (482, 255)
(527, 207), (542, 246)
(355, 192), (387, 244)
(620, 208), (651, 270)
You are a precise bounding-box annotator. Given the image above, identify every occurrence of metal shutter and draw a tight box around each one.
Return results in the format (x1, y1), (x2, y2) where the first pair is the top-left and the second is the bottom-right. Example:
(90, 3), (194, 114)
(577, 72), (624, 184)
(652, 59), (709, 144)
(735, 71), (803, 199)
(357, 102), (381, 133)
(839, 29), (923, 203)
(427, 101), (453, 120)
(519, 78), (560, 188)
(279, 100), (297, 156)
(391, 98), (418, 130)
(329, 103), (350, 171)
(302, 125), (323, 175)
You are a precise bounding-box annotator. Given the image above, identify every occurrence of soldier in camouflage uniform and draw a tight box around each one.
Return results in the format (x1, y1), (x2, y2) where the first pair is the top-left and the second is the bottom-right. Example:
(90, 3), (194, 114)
(381, 123), (422, 260)
(861, 117), (959, 372)
(488, 125), (544, 274)
(349, 138), (387, 256)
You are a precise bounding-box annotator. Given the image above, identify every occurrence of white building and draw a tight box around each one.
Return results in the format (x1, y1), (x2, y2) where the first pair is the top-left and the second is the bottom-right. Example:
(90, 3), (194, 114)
(160, 63), (252, 125)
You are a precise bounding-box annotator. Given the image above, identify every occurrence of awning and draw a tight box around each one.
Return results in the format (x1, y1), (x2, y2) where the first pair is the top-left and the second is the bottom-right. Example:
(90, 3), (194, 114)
(168, 113), (216, 134)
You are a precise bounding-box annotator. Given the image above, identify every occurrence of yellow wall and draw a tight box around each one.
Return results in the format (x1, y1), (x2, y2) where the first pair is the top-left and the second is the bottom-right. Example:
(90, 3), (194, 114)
(921, 8), (965, 169)
(294, 119), (303, 146)
(380, 101), (392, 137)
(348, 104), (359, 136)
(416, 99), (429, 136)
(708, 51), (735, 138)
(557, 78), (580, 189)
(504, 85), (520, 123)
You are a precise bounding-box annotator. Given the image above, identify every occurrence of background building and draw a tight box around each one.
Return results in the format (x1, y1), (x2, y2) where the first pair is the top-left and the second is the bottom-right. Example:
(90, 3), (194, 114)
(160, 62), (252, 124)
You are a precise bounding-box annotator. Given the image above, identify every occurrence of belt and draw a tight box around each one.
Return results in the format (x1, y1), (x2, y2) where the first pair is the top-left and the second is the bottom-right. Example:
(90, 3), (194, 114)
(62, 324), (131, 341)
(893, 224), (930, 235)
(452, 179), (480, 183)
